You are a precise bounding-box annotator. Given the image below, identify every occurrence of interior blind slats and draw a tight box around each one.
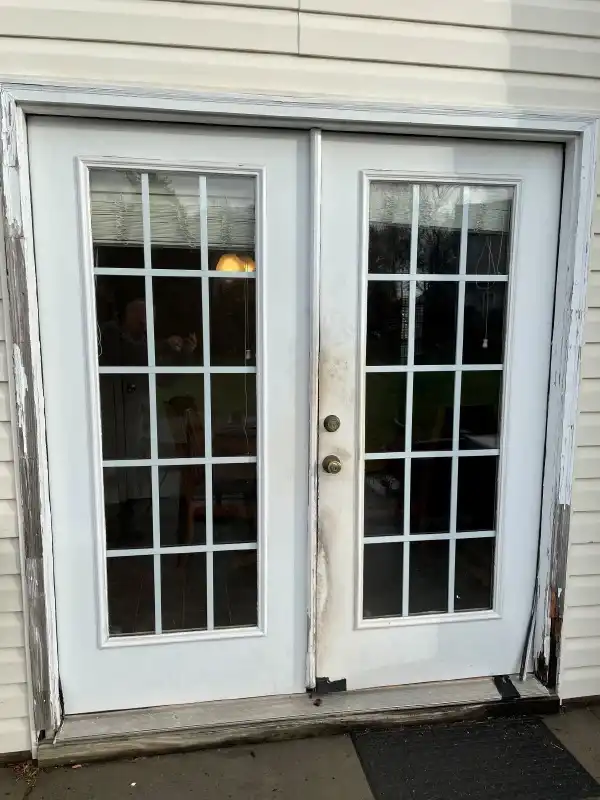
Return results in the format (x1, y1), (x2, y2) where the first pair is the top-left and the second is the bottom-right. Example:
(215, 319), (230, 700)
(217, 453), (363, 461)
(90, 171), (255, 249)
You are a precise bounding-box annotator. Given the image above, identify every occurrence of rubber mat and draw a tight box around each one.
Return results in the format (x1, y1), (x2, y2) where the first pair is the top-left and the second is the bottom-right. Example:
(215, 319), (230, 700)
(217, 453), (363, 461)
(352, 717), (600, 800)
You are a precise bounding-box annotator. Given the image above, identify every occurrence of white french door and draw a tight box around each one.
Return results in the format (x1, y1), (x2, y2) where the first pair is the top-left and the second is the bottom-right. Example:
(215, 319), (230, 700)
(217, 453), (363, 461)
(316, 135), (562, 689)
(28, 118), (310, 714)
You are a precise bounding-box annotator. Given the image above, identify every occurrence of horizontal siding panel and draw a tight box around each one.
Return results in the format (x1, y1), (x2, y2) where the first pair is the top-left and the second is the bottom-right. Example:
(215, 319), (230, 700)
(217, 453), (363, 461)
(1, 39), (600, 111)
(0, 650), (26, 686)
(0, 540), (20, 576)
(585, 270), (600, 307)
(573, 480), (600, 512)
(580, 347), (600, 380)
(590, 233), (600, 267)
(575, 414), (600, 447)
(567, 543), (600, 577)
(0, 1), (298, 55)
(562, 606), (600, 638)
(0, 685), (28, 721)
(577, 380), (600, 414)
(0, 501), (17, 539)
(569, 512), (600, 546)
(560, 667), (600, 700)
(0, 343), (8, 384)
(584, 308), (600, 344)
(165, 0), (298, 7)
(299, 14), (600, 79)
(0, 468), (16, 504)
(574, 448), (600, 480)
(564, 575), (600, 608)
(0, 617), (24, 650)
(0, 423), (13, 464)
(0, 385), (11, 424)
(300, 0), (600, 38)
(0, 576), (21, 613)
(561, 638), (600, 670)
(0, 717), (30, 754)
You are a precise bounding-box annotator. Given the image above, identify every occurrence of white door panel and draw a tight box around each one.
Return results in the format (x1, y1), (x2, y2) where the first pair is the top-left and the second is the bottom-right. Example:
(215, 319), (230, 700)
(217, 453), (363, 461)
(28, 118), (309, 713)
(316, 134), (562, 688)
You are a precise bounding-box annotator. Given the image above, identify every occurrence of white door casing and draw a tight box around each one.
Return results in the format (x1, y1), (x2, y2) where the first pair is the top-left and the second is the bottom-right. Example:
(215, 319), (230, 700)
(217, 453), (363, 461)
(28, 117), (310, 714)
(316, 134), (563, 690)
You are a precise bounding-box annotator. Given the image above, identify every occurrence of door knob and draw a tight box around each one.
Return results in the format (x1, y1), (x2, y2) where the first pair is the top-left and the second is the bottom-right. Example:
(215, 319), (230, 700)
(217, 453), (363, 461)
(322, 455), (342, 475)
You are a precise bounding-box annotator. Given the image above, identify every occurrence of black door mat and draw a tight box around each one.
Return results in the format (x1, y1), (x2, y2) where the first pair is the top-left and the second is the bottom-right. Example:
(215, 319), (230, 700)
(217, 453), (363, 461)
(352, 717), (600, 800)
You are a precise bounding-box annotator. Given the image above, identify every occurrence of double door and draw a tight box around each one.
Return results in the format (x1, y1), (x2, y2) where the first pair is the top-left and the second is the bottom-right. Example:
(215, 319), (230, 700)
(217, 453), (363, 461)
(28, 118), (561, 714)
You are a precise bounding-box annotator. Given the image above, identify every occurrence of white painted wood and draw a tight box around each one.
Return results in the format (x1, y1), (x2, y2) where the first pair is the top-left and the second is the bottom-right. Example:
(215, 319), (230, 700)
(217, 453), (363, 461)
(306, 129), (321, 690)
(0, 1), (298, 55)
(299, 0), (600, 38)
(28, 117), (310, 714)
(299, 14), (600, 79)
(54, 674), (548, 742)
(317, 135), (562, 688)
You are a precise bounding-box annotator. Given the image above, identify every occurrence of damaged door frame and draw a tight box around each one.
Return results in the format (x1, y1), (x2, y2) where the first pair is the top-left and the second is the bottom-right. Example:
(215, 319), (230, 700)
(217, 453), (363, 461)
(0, 81), (597, 748)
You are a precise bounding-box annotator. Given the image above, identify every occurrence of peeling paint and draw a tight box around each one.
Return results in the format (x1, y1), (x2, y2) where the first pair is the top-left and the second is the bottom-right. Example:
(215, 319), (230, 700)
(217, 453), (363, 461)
(12, 344), (28, 458)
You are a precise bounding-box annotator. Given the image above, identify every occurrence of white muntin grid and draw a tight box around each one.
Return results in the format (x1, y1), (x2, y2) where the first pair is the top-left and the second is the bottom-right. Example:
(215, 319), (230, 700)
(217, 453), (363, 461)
(362, 181), (512, 619)
(96, 170), (258, 636)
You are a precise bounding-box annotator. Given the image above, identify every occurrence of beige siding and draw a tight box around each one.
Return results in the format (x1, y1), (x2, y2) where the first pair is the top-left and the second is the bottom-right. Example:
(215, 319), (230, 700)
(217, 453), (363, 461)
(0, 0), (598, 723)
(0, 256), (30, 752)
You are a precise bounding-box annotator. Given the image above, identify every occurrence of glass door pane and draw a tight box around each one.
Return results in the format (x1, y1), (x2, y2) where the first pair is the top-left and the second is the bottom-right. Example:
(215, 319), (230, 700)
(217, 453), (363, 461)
(363, 181), (513, 619)
(92, 168), (259, 636)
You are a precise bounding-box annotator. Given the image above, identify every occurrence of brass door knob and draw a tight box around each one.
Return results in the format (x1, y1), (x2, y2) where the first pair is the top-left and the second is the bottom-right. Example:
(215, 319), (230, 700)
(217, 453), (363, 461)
(322, 455), (342, 475)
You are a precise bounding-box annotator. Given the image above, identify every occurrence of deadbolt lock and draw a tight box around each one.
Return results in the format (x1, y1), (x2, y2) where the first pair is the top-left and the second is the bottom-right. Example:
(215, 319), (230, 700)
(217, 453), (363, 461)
(322, 455), (342, 475)
(323, 415), (341, 432)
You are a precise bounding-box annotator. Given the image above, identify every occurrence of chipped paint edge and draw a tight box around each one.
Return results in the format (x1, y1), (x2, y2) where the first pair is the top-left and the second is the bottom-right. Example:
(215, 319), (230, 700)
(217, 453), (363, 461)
(0, 88), (60, 738)
(534, 121), (600, 691)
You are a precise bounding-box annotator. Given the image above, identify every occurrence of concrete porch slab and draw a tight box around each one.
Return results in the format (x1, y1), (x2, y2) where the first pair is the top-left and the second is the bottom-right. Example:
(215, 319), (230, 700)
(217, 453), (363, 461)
(28, 736), (374, 800)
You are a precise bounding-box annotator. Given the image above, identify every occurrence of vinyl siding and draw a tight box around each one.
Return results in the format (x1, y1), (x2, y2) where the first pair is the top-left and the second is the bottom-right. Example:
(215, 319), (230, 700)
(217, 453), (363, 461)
(0, 0), (599, 723)
(0, 242), (31, 752)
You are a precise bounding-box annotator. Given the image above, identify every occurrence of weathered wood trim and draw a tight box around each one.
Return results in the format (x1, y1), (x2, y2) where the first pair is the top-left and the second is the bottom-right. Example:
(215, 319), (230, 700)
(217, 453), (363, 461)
(0, 89), (60, 736)
(534, 122), (600, 688)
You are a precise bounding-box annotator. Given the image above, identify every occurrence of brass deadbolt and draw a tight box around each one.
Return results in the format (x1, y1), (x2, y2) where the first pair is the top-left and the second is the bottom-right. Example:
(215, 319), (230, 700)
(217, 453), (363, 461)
(323, 415), (341, 432)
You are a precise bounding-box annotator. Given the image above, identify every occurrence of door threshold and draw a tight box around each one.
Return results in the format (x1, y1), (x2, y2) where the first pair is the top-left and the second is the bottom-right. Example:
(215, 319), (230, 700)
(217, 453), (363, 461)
(38, 674), (557, 766)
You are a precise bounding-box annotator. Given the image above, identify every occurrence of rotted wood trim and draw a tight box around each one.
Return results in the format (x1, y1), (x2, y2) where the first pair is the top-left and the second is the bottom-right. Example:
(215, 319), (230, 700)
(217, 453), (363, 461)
(0, 89), (59, 736)
(535, 122), (600, 689)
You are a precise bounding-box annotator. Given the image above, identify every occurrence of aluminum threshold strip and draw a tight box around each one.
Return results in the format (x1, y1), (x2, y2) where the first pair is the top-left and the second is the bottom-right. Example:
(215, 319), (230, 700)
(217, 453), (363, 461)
(38, 674), (557, 766)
